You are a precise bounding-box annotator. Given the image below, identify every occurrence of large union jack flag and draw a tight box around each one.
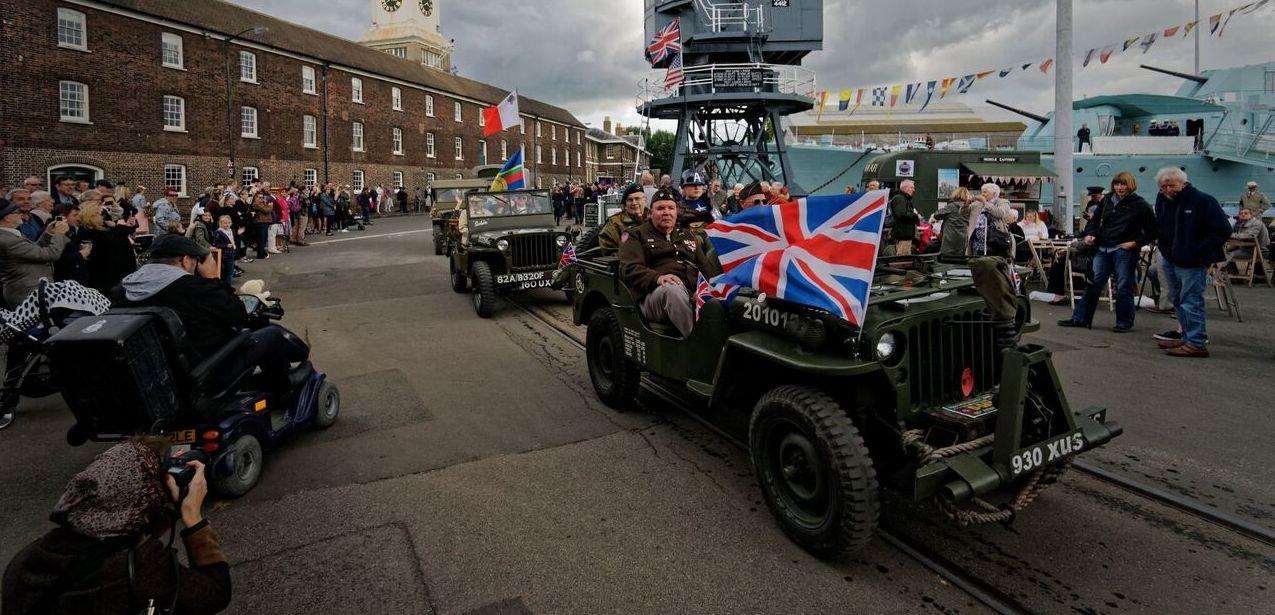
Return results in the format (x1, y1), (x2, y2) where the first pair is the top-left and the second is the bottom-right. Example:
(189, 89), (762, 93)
(705, 190), (890, 326)
(646, 18), (682, 68)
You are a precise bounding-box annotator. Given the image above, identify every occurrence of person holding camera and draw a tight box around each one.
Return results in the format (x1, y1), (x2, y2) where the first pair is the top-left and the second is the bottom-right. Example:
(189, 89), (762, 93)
(2, 437), (231, 614)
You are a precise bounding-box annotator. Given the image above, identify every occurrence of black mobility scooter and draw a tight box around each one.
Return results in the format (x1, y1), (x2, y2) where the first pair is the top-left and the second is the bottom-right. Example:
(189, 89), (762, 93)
(46, 290), (339, 497)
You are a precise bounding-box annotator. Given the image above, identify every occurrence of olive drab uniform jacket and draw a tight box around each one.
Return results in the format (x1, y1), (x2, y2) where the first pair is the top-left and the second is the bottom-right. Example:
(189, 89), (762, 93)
(619, 220), (723, 298)
(598, 211), (644, 254)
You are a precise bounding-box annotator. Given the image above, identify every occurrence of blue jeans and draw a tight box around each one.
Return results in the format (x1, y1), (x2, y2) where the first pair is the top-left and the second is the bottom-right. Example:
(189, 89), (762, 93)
(1162, 260), (1208, 347)
(1072, 247), (1138, 327)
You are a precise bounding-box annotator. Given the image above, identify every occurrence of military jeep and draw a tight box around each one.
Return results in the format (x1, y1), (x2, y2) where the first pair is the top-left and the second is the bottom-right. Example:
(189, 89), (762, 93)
(573, 254), (1122, 558)
(429, 178), (491, 256)
(449, 190), (573, 318)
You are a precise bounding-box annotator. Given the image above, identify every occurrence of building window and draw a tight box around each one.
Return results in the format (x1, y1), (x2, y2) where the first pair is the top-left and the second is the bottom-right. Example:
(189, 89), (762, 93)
(552, 125), (557, 141)
(425, 95), (434, 116)
(164, 164), (187, 197)
(239, 51), (257, 83)
(551, 147), (557, 166)
(303, 115), (317, 148)
(392, 171), (404, 188)
(58, 81), (89, 123)
(162, 95), (185, 131)
(426, 172), (436, 183)
(577, 150), (583, 168)
(478, 140), (487, 165)
(478, 108), (485, 128)
(520, 118), (526, 134)
(352, 121), (364, 151)
(303, 168), (317, 189)
(536, 122), (542, 138)
(351, 77), (363, 103)
(577, 132), (582, 145)
(392, 86), (402, 111)
(388, 47), (406, 59)
(56, 8), (87, 51)
(563, 148), (569, 167)
(426, 133), (436, 158)
(501, 140), (508, 160)
(536, 145), (543, 164)
(302, 66), (316, 94)
(454, 101), (462, 122)
(241, 106), (258, 138)
(424, 50), (442, 69)
(352, 170), (364, 191)
(392, 127), (404, 155)
(455, 173), (464, 179)
(161, 33), (183, 69)
(454, 136), (463, 160)
(240, 166), (259, 188)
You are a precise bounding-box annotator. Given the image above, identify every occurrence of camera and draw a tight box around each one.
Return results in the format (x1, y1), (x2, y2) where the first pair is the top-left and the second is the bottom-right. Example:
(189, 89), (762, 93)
(165, 446), (208, 491)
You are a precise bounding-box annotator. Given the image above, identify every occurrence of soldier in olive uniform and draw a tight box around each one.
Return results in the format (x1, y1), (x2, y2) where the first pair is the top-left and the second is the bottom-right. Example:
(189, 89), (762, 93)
(598, 184), (647, 254)
(619, 188), (722, 337)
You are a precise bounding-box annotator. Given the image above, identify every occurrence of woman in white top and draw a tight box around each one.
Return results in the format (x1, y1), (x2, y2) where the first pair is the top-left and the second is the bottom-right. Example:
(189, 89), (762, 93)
(1017, 209), (1050, 242)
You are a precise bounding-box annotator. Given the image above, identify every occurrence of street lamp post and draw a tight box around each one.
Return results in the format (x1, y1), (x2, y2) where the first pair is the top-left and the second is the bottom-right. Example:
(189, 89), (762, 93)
(225, 26), (267, 183)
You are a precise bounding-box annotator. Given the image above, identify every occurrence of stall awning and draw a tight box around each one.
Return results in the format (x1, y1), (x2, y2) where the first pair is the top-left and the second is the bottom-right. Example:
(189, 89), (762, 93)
(962, 162), (1057, 180)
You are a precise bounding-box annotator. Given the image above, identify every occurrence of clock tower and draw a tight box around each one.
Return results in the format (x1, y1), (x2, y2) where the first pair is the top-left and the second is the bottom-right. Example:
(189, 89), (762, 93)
(361, 0), (454, 72)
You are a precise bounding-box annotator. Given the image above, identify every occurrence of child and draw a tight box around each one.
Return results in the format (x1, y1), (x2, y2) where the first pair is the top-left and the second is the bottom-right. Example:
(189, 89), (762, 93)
(212, 214), (239, 284)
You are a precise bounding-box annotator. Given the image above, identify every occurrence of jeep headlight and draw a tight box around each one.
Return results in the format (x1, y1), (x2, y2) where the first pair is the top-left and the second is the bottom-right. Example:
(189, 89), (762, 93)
(555, 235), (569, 247)
(496, 239), (510, 251)
(875, 332), (900, 363)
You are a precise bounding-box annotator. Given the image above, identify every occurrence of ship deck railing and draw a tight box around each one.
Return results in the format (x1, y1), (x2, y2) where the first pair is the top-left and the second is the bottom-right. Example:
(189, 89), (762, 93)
(693, 0), (765, 33)
(636, 62), (817, 106)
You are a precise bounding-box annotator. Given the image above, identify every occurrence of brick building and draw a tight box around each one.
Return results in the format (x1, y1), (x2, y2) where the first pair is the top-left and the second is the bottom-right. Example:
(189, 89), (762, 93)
(584, 117), (650, 184)
(0, 0), (589, 203)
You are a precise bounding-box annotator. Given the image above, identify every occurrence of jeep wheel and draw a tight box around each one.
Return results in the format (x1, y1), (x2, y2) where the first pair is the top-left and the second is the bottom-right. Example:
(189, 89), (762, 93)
(450, 259), (467, 293)
(433, 232), (443, 255)
(471, 261), (497, 318)
(750, 386), (879, 558)
(586, 308), (641, 410)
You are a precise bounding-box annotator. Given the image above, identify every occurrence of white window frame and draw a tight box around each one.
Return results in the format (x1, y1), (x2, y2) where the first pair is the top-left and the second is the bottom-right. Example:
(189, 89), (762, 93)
(391, 86), (402, 111)
(392, 127), (404, 155)
(453, 101), (462, 123)
(163, 164), (187, 198)
(577, 131), (582, 145)
(56, 8), (88, 52)
(454, 136), (464, 160)
(240, 166), (259, 188)
(577, 150), (583, 168)
(58, 81), (90, 124)
(162, 95), (186, 132)
(392, 171), (404, 189)
(478, 139), (487, 165)
(501, 140), (508, 161)
(351, 121), (364, 152)
(425, 95), (434, 117)
(301, 66), (317, 95)
(536, 145), (543, 164)
(241, 106), (258, 138)
(161, 33), (184, 70)
(303, 168), (318, 189)
(478, 108), (486, 128)
(536, 122), (542, 138)
(552, 125), (557, 141)
(564, 148), (569, 167)
(351, 77), (364, 104)
(551, 147), (557, 166)
(352, 170), (365, 191)
(302, 115), (317, 149)
(239, 51), (257, 83)
(426, 172), (436, 183)
(426, 133), (436, 158)
(520, 117), (526, 134)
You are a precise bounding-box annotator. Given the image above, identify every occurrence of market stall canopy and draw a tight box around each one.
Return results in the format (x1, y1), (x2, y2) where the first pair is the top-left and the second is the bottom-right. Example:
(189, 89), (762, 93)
(962, 162), (1057, 181)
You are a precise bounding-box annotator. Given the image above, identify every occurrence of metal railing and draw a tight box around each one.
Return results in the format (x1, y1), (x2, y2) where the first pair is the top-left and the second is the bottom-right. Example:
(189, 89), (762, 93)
(694, 0), (765, 33)
(637, 62), (817, 105)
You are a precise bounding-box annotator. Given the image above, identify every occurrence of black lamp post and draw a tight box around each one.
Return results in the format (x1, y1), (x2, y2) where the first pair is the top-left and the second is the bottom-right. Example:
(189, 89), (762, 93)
(224, 26), (267, 183)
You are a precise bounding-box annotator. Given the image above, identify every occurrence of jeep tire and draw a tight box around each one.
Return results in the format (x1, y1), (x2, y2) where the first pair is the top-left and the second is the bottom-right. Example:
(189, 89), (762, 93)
(586, 307), (641, 410)
(750, 386), (879, 558)
(471, 261), (497, 318)
(450, 259), (467, 293)
(433, 230), (443, 255)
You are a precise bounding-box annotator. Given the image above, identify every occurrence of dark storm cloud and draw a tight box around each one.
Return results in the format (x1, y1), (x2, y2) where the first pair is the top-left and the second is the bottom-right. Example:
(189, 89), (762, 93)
(233, 0), (1273, 126)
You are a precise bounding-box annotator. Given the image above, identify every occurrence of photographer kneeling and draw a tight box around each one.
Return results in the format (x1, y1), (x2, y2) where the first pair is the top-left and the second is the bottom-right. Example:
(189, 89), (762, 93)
(2, 438), (231, 614)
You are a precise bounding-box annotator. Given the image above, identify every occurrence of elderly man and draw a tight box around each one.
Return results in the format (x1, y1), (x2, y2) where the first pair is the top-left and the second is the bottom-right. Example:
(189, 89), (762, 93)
(1151, 167), (1231, 358)
(21, 176), (42, 192)
(599, 184), (647, 254)
(6, 189), (40, 241)
(0, 199), (70, 308)
(619, 188), (722, 338)
(1226, 207), (1270, 263)
(738, 182), (768, 210)
(28, 191), (54, 227)
(1239, 181), (1269, 216)
(708, 179), (726, 215)
(152, 188), (182, 237)
(889, 180), (920, 255)
(131, 184), (148, 218)
(965, 184), (1020, 348)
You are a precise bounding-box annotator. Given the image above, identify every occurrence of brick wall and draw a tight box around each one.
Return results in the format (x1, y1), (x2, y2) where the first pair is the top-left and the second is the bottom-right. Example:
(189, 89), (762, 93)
(0, 0), (587, 200)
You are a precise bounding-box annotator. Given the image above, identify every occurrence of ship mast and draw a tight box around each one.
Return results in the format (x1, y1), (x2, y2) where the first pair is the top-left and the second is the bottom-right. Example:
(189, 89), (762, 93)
(1055, 0), (1075, 233)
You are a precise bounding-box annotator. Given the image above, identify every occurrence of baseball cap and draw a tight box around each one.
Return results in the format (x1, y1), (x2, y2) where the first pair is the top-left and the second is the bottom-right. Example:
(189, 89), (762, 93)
(149, 234), (210, 259)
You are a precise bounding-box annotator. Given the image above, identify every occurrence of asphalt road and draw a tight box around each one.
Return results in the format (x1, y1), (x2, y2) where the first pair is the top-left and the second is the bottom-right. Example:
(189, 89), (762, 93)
(1, 215), (1271, 614)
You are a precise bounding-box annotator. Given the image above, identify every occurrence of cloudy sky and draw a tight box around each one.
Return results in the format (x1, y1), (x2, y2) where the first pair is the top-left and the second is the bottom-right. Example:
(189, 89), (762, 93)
(232, 0), (1274, 129)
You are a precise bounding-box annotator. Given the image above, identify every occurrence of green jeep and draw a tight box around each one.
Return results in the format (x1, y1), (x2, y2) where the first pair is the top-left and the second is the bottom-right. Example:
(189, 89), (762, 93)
(430, 178), (491, 256)
(573, 254), (1122, 558)
(449, 190), (573, 318)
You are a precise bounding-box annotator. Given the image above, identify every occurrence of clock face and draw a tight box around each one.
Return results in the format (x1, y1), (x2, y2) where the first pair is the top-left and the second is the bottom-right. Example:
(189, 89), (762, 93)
(420, 0), (433, 16)
(382, 0), (401, 11)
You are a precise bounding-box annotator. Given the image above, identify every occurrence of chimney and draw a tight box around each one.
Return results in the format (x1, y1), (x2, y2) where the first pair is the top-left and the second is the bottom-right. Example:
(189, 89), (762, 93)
(614, 122), (623, 135)
(602, 116), (612, 135)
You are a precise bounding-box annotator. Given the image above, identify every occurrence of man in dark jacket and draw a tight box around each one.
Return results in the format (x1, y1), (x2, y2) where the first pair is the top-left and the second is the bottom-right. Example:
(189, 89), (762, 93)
(1059, 172), (1156, 332)
(1150, 168), (1231, 358)
(889, 180), (920, 255)
(619, 188), (722, 337)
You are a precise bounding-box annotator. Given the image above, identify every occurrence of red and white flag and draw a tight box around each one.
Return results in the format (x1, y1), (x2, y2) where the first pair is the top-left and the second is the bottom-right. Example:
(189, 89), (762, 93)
(482, 90), (520, 137)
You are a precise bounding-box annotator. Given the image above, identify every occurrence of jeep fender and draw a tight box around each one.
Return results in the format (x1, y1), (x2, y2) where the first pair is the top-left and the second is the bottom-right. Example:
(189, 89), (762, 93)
(708, 331), (883, 408)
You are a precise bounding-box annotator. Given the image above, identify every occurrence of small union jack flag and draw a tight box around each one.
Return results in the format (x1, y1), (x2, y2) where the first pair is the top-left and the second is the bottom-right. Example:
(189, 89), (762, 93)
(664, 52), (685, 90)
(694, 272), (739, 321)
(559, 243), (577, 268)
(646, 18), (682, 68)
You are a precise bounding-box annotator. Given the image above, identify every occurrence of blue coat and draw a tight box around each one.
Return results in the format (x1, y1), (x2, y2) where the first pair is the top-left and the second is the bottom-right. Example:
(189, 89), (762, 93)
(1154, 183), (1231, 268)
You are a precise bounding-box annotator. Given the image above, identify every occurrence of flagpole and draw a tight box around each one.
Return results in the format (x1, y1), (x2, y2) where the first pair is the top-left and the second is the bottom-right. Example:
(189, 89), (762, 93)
(1056, 0), (1075, 234)
(1194, 0), (1201, 73)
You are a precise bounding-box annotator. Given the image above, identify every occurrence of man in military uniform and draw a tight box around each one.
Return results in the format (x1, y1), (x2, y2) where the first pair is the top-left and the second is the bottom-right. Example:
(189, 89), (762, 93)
(678, 169), (715, 228)
(599, 184), (647, 254)
(619, 188), (721, 337)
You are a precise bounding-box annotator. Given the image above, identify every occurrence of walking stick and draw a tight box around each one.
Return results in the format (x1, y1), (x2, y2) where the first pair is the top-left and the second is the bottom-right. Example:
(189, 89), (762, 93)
(1136, 242), (1157, 309)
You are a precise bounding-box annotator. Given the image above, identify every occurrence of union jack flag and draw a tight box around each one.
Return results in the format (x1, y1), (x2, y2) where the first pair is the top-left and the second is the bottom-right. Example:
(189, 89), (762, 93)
(694, 272), (739, 321)
(664, 52), (685, 89)
(705, 190), (890, 326)
(646, 18), (682, 68)
(558, 243), (577, 268)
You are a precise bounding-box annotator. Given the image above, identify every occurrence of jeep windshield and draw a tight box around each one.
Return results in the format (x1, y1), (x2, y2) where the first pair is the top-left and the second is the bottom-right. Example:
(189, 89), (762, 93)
(467, 193), (552, 217)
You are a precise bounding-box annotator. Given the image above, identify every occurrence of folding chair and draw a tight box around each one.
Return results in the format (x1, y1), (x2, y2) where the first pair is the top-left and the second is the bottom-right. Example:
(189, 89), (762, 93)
(1225, 239), (1273, 288)
(1209, 264), (1243, 322)
(1066, 256), (1113, 312)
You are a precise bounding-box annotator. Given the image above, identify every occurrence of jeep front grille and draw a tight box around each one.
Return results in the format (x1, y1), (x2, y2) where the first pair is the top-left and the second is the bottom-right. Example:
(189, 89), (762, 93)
(906, 310), (999, 409)
(509, 234), (559, 270)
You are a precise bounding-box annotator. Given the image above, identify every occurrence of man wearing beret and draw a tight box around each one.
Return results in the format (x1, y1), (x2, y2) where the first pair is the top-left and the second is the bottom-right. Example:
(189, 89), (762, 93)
(598, 184), (647, 254)
(619, 188), (722, 337)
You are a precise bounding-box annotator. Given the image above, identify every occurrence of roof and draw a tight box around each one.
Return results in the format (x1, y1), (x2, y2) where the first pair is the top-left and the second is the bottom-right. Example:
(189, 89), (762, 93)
(963, 162), (1056, 180)
(1073, 94), (1226, 118)
(586, 129), (650, 153)
(792, 121), (1026, 135)
(95, 0), (583, 127)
